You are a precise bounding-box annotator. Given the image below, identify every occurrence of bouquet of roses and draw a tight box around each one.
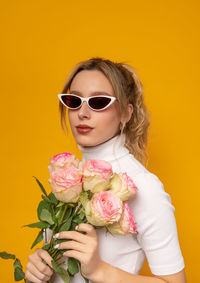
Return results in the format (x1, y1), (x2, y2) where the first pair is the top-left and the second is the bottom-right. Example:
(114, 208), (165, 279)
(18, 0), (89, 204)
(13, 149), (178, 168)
(0, 152), (138, 283)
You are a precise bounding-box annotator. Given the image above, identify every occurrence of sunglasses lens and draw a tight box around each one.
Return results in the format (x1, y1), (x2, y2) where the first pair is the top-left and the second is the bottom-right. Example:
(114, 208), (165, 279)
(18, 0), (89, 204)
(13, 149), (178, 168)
(89, 97), (112, 110)
(61, 95), (81, 108)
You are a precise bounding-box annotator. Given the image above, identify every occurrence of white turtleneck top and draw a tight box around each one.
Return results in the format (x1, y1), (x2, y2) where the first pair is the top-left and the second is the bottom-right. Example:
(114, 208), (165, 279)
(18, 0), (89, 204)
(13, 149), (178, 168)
(52, 134), (185, 283)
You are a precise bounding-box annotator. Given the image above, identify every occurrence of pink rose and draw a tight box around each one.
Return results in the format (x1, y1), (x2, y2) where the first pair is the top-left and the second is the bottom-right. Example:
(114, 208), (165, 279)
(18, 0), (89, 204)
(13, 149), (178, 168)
(85, 190), (123, 226)
(48, 167), (82, 203)
(110, 173), (138, 201)
(107, 202), (137, 235)
(48, 152), (79, 174)
(82, 160), (113, 193)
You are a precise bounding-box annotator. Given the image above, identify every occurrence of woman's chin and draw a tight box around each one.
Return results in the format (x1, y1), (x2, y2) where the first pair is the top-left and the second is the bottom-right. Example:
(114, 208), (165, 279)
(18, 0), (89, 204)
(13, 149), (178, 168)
(74, 135), (95, 147)
(76, 136), (115, 148)
(75, 136), (102, 147)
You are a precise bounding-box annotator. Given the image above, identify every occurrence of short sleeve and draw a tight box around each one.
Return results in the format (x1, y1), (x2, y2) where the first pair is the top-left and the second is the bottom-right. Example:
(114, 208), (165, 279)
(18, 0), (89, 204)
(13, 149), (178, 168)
(130, 172), (185, 275)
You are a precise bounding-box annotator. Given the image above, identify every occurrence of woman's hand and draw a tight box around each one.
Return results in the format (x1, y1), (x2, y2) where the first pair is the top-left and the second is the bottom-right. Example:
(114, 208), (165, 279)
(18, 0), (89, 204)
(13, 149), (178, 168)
(54, 223), (104, 281)
(25, 248), (54, 283)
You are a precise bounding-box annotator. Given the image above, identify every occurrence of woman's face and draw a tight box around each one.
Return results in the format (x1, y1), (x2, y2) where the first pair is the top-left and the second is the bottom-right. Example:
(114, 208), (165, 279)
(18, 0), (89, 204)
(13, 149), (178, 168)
(68, 70), (121, 147)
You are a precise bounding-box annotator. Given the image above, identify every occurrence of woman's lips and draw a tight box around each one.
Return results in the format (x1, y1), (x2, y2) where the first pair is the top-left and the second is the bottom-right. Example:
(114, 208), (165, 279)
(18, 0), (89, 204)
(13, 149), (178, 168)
(76, 125), (93, 134)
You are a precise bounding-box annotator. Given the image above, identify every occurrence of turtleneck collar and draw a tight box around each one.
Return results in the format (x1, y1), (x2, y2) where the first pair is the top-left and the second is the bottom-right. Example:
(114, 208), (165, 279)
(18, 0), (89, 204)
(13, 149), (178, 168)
(78, 134), (129, 163)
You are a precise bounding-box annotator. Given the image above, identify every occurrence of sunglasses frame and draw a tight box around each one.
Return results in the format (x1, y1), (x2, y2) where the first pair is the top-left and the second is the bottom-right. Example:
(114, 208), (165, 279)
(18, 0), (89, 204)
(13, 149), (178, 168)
(58, 94), (116, 111)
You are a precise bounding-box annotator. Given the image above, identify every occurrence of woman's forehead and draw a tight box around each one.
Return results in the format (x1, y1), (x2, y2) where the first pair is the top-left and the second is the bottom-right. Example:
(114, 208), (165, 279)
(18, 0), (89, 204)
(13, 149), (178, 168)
(69, 70), (114, 96)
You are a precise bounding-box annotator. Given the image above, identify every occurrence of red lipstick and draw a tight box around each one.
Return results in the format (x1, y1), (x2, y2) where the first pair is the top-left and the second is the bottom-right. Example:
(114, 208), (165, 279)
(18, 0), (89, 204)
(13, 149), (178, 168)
(76, 124), (93, 134)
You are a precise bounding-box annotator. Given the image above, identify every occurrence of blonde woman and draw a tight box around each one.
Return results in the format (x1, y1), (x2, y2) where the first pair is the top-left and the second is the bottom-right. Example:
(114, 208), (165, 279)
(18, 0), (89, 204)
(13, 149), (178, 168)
(25, 57), (186, 283)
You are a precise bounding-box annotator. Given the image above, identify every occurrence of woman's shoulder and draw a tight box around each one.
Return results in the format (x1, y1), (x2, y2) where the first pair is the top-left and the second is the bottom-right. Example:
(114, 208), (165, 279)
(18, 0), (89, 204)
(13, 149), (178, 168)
(131, 171), (173, 210)
(117, 153), (165, 189)
(112, 152), (148, 176)
(118, 154), (174, 211)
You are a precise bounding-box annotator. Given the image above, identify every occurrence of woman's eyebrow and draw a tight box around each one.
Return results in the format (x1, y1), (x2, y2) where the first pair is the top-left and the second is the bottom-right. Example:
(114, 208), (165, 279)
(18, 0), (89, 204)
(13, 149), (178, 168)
(69, 90), (113, 96)
(69, 90), (82, 96)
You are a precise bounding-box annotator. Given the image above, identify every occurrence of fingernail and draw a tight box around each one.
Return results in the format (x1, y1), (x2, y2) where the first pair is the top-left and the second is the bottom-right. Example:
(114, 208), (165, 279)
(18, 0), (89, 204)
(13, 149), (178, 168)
(75, 225), (79, 230)
(54, 244), (59, 249)
(53, 233), (59, 239)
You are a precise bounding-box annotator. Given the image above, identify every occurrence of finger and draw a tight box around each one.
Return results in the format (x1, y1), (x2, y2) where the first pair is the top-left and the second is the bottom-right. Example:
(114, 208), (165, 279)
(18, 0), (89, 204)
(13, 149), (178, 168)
(26, 262), (51, 282)
(63, 249), (83, 262)
(56, 240), (87, 253)
(55, 231), (88, 244)
(33, 258), (53, 277)
(37, 249), (53, 269)
(25, 270), (46, 283)
(76, 223), (97, 237)
(29, 253), (53, 276)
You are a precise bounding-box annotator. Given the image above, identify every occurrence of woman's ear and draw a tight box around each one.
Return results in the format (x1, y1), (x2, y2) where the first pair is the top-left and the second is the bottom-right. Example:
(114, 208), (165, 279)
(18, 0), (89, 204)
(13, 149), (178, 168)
(126, 104), (133, 123)
(120, 104), (134, 132)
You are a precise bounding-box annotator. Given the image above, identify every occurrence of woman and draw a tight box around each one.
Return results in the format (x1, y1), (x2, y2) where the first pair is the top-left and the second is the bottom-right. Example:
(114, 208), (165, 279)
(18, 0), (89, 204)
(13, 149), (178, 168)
(25, 57), (186, 283)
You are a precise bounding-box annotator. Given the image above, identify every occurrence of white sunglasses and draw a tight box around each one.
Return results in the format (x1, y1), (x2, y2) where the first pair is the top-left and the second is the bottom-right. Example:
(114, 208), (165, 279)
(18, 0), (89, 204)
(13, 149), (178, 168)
(58, 94), (116, 111)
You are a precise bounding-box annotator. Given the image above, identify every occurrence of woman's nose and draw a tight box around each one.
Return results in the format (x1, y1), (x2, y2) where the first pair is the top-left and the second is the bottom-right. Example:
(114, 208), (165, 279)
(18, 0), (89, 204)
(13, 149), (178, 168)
(78, 101), (91, 119)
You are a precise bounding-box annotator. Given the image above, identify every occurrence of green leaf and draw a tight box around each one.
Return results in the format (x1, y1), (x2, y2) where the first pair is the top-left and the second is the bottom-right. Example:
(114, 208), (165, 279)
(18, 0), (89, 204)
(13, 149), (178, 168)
(13, 258), (25, 281)
(72, 215), (83, 225)
(79, 191), (89, 208)
(40, 209), (54, 225)
(13, 258), (23, 269)
(41, 194), (52, 203)
(37, 200), (51, 220)
(67, 257), (79, 276)
(42, 243), (51, 251)
(0, 251), (16, 259)
(79, 210), (85, 220)
(31, 230), (43, 249)
(14, 267), (25, 281)
(52, 214), (59, 225)
(51, 259), (70, 283)
(70, 222), (78, 231)
(48, 192), (59, 205)
(24, 221), (50, 229)
(42, 193), (59, 206)
(33, 176), (48, 197)
(59, 217), (72, 232)
(56, 201), (65, 207)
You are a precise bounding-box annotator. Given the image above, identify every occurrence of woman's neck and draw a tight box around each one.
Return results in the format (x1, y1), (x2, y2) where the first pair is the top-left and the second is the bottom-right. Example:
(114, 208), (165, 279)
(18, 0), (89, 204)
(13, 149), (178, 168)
(78, 134), (129, 162)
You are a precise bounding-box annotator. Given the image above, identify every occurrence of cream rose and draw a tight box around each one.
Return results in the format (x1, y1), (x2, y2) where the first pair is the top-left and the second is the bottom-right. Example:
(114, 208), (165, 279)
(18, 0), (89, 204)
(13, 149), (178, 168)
(48, 167), (82, 203)
(107, 202), (137, 235)
(85, 190), (123, 226)
(82, 159), (113, 193)
(110, 173), (137, 201)
(48, 152), (79, 174)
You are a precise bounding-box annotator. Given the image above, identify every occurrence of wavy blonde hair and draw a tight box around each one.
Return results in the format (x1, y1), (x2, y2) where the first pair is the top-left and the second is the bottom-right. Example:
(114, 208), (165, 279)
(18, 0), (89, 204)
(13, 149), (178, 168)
(59, 57), (151, 167)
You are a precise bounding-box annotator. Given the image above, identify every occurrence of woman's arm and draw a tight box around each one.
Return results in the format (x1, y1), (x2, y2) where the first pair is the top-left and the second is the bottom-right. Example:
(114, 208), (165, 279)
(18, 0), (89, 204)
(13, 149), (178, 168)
(54, 223), (186, 283)
(90, 261), (186, 283)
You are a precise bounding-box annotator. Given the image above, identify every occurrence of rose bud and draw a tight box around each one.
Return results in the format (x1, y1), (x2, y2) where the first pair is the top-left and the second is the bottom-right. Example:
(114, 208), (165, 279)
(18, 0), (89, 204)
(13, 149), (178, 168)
(82, 160), (113, 193)
(48, 167), (82, 203)
(48, 152), (79, 174)
(85, 190), (123, 226)
(110, 173), (138, 201)
(107, 202), (137, 235)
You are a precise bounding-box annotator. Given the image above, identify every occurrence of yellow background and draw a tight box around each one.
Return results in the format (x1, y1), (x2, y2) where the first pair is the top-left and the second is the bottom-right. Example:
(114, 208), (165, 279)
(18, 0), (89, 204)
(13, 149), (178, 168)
(0, 1), (199, 282)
